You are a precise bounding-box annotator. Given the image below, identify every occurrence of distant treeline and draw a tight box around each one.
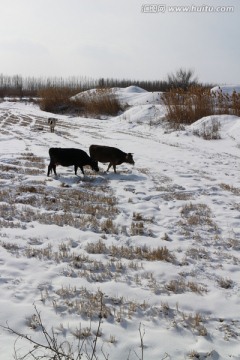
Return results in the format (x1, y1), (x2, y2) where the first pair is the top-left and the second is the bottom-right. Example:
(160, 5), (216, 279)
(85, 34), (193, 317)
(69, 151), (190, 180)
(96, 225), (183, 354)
(0, 73), (214, 98)
(0, 74), (88, 97)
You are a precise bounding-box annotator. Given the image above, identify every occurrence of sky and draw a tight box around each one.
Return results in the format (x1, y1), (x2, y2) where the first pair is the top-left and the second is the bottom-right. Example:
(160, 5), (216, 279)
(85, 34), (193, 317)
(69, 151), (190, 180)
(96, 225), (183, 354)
(0, 0), (239, 84)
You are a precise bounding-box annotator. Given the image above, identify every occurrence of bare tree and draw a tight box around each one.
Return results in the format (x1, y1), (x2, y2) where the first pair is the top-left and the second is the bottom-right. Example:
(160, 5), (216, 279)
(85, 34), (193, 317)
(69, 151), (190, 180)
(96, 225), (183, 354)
(167, 68), (198, 90)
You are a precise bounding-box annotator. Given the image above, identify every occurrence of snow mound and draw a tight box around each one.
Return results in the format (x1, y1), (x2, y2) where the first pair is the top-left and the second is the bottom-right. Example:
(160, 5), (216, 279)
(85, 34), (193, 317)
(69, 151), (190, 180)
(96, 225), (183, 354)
(114, 87), (163, 106)
(71, 88), (103, 100)
(188, 114), (240, 139)
(71, 86), (147, 101)
(71, 86), (163, 107)
(116, 104), (165, 127)
(120, 85), (148, 93)
(211, 84), (240, 95)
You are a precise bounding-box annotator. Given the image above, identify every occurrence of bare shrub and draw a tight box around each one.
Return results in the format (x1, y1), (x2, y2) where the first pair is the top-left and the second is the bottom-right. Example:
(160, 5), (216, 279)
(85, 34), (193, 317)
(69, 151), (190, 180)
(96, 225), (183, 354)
(1, 295), (151, 360)
(2, 301), (104, 360)
(38, 86), (76, 113)
(231, 90), (240, 116)
(167, 68), (198, 90)
(162, 86), (215, 126)
(213, 88), (240, 116)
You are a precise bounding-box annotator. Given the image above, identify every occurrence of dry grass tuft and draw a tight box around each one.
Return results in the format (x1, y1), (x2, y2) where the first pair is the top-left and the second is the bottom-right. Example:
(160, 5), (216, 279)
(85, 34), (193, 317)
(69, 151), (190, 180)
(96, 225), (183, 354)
(179, 202), (218, 234)
(53, 288), (149, 323)
(162, 86), (240, 127)
(165, 278), (207, 295)
(181, 311), (208, 336)
(130, 212), (154, 236)
(219, 183), (240, 195)
(217, 277), (233, 289)
(0, 177), (119, 233)
(86, 241), (175, 263)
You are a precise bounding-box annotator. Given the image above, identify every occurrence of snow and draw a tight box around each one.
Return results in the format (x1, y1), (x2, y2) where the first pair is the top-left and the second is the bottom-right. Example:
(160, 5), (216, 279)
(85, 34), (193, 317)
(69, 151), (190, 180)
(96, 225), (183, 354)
(0, 89), (240, 360)
(72, 85), (163, 107)
(114, 86), (163, 106)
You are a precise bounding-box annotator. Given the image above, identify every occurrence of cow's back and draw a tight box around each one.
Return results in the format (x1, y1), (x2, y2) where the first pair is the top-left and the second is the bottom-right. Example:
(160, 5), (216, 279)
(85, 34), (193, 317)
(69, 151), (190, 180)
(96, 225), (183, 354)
(89, 145), (123, 163)
(49, 148), (88, 165)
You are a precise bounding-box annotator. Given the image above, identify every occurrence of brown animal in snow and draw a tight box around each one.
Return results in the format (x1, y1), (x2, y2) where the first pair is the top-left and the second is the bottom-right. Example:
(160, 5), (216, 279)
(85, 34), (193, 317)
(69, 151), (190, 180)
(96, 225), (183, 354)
(48, 118), (57, 133)
(89, 144), (134, 173)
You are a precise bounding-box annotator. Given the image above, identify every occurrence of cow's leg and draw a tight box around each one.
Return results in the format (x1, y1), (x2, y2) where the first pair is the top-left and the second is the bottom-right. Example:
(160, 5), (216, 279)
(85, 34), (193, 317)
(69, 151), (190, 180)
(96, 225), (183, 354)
(48, 163), (57, 176)
(53, 164), (57, 175)
(47, 164), (52, 176)
(74, 165), (78, 175)
(47, 162), (55, 176)
(80, 166), (84, 175)
(113, 164), (117, 173)
(107, 163), (112, 172)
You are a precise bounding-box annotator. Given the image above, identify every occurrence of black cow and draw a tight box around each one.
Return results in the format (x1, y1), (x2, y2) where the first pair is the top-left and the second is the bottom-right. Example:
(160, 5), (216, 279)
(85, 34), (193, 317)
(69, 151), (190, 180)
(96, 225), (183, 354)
(89, 144), (135, 173)
(47, 148), (99, 176)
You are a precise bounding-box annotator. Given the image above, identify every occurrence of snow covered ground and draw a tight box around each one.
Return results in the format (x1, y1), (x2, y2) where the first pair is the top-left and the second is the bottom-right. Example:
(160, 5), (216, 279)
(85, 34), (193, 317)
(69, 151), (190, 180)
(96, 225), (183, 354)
(0, 86), (240, 359)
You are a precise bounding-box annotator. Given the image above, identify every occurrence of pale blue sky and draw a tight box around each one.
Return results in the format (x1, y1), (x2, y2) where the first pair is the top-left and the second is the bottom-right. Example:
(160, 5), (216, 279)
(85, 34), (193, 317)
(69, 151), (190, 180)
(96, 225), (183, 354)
(0, 0), (239, 84)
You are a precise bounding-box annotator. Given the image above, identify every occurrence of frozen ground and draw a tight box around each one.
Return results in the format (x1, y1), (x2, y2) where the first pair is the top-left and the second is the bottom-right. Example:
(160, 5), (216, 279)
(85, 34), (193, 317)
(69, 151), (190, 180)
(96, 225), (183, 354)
(0, 87), (240, 359)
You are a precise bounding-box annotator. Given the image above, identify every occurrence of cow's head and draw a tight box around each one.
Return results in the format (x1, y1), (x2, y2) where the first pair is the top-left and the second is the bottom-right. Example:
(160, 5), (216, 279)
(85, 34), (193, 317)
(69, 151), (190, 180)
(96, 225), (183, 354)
(126, 153), (135, 165)
(91, 159), (99, 172)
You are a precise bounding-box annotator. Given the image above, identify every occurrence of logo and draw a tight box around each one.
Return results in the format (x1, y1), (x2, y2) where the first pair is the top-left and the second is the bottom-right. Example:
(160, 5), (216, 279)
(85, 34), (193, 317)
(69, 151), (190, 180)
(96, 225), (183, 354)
(141, 4), (166, 13)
